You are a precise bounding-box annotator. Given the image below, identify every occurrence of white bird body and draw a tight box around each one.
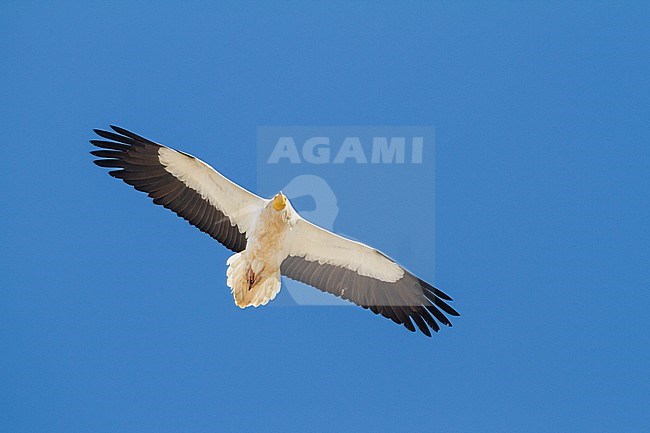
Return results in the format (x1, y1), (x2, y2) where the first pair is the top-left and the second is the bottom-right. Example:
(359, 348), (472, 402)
(227, 195), (297, 307)
(92, 126), (459, 336)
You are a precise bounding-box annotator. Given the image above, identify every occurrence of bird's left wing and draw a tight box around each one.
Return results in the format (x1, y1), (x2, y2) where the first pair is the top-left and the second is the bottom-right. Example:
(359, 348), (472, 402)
(281, 219), (459, 336)
(91, 125), (265, 252)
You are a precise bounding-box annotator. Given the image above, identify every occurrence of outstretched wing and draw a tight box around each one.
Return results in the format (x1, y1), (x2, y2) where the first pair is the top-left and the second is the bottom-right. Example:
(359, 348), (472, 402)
(91, 125), (265, 252)
(281, 219), (459, 336)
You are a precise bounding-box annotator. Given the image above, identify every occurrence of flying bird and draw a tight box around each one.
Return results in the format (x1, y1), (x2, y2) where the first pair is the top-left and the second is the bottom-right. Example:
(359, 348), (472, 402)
(91, 126), (459, 336)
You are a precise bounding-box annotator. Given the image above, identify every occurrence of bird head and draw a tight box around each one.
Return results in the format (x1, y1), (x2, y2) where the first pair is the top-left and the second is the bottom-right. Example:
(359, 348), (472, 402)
(272, 192), (287, 211)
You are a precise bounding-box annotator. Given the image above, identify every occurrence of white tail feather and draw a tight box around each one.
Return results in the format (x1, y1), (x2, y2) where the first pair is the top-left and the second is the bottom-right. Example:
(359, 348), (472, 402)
(226, 252), (281, 308)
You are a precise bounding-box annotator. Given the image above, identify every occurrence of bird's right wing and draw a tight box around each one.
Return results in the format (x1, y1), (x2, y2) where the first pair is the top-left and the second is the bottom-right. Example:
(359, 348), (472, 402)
(91, 125), (265, 252)
(281, 218), (459, 336)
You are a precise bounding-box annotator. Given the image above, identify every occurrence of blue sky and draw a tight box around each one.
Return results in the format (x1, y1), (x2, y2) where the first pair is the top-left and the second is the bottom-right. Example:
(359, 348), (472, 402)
(1, 1), (649, 432)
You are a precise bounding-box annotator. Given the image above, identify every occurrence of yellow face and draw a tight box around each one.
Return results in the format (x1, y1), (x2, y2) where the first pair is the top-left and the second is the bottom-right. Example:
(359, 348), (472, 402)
(272, 193), (287, 211)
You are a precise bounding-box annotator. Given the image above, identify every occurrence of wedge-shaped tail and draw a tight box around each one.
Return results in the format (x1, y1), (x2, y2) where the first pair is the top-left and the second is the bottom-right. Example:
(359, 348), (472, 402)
(226, 252), (281, 308)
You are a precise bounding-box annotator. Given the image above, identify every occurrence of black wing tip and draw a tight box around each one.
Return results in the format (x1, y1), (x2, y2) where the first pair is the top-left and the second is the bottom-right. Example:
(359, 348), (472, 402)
(404, 323), (416, 333)
(415, 278), (460, 319)
(92, 159), (122, 168)
(90, 149), (118, 158)
(436, 299), (460, 317)
(391, 302), (456, 336)
(92, 128), (106, 136)
(440, 292), (453, 301)
(418, 278), (454, 301)
(91, 127), (135, 168)
(92, 125), (146, 145)
(109, 124), (128, 135)
(93, 125), (124, 132)
(93, 128), (119, 141)
(106, 124), (160, 147)
(94, 126), (121, 135)
(416, 321), (432, 337)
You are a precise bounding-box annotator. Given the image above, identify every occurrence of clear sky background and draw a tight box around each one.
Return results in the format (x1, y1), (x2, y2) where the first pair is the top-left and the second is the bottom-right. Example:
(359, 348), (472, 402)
(1, 2), (649, 432)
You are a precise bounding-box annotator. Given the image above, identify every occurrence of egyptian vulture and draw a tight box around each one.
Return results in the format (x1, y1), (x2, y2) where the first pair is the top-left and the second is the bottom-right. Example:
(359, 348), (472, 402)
(91, 126), (459, 336)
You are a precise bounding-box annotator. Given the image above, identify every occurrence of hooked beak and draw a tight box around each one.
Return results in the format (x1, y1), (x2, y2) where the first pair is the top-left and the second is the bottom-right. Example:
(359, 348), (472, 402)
(272, 193), (287, 211)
